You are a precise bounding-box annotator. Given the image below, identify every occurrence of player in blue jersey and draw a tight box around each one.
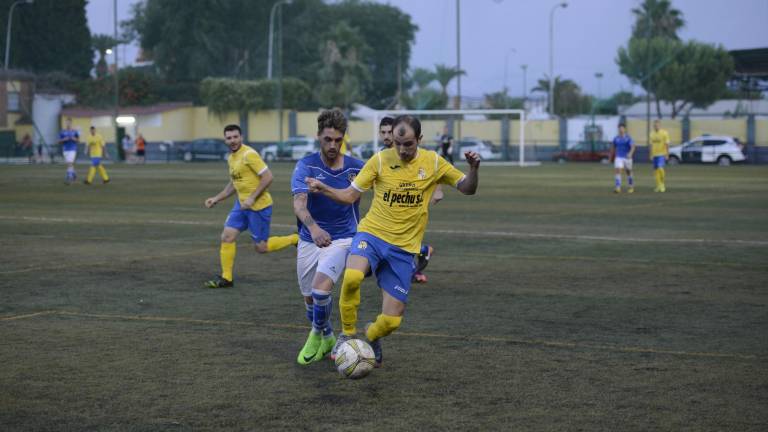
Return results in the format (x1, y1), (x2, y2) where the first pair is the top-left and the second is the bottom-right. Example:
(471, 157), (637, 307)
(291, 109), (364, 365)
(58, 118), (80, 184)
(610, 124), (635, 193)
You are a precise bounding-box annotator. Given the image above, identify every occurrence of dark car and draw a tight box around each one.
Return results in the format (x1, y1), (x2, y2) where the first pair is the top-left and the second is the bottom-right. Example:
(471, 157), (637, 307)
(177, 139), (228, 162)
(552, 142), (611, 163)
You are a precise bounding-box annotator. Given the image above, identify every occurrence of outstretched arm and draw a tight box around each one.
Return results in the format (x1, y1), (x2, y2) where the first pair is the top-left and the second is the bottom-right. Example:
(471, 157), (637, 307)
(456, 151), (480, 195)
(306, 177), (361, 204)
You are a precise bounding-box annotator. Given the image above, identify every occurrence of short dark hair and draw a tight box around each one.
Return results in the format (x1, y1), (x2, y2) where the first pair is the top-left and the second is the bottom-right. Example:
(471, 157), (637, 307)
(392, 115), (422, 138)
(223, 124), (242, 135)
(317, 109), (347, 135)
(379, 116), (394, 128)
(618, 123), (626, 128)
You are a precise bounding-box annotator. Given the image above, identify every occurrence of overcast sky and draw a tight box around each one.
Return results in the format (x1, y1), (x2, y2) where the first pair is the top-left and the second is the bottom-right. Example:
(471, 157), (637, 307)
(87, 0), (768, 100)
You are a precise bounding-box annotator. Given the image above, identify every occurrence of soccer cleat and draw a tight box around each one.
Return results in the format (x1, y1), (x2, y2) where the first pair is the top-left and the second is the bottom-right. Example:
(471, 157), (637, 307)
(659, 185), (666, 193)
(613, 187), (621, 194)
(330, 333), (352, 361)
(83, 180), (91, 185)
(413, 272), (428, 283)
(654, 187), (661, 193)
(204, 276), (233, 289)
(628, 187), (635, 194)
(364, 323), (383, 368)
(297, 330), (322, 365)
(312, 333), (337, 362)
(103, 178), (110, 184)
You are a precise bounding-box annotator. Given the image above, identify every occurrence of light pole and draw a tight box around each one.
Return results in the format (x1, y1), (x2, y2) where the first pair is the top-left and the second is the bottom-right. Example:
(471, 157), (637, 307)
(4, 0), (33, 70)
(503, 48), (516, 101)
(521, 64), (528, 102)
(548, 1), (567, 118)
(595, 72), (603, 101)
(267, 0), (292, 80)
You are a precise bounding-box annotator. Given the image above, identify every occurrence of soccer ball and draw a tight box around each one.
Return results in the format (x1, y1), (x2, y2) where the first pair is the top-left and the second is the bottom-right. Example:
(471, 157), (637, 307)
(334, 339), (376, 379)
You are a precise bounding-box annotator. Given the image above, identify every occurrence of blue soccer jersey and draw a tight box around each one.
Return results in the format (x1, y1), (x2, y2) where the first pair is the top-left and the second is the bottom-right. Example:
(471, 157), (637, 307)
(59, 129), (79, 152)
(612, 134), (634, 158)
(291, 153), (364, 242)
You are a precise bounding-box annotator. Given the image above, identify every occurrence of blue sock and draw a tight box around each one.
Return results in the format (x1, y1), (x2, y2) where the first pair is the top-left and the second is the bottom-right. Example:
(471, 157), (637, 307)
(311, 289), (333, 336)
(628, 176), (634, 186)
(305, 302), (313, 325)
(614, 175), (621, 188)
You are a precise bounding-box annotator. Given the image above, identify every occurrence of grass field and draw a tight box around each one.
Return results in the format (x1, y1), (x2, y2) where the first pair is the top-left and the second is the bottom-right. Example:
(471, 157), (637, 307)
(1, 161), (767, 431)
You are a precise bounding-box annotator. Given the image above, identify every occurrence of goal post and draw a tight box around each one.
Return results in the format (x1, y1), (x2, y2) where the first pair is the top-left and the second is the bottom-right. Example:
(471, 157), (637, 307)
(369, 109), (536, 166)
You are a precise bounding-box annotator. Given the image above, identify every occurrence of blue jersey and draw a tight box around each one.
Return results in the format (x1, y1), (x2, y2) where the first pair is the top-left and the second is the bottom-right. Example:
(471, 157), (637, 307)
(59, 129), (79, 152)
(291, 153), (364, 242)
(612, 134), (634, 158)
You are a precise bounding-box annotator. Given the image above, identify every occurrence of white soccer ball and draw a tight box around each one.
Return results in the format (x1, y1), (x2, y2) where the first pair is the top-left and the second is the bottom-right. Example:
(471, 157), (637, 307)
(334, 339), (375, 379)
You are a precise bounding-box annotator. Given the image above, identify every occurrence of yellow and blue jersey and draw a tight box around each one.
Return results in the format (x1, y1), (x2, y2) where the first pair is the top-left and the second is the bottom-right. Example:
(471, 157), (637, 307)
(85, 133), (105, 157)
(227, 144), (273, 211)
(352, 148), (465, 254)
(291, 153), (364, 242)
(650, 129), (670, 157)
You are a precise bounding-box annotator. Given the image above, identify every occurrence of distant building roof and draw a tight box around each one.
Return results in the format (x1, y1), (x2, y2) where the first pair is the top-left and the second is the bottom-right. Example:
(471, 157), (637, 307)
(0, 69), (35, 81)
(621, 99), (768, 118)
(730, 48), (768, 78)
(61, 102), (194, 118)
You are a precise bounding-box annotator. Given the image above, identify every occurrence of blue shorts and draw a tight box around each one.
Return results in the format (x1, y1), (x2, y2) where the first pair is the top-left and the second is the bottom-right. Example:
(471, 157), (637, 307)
(653, 156), (666, 169)
(350, 232), (416, 303)
(224, 201), (272, 243)
(91, 157), (102, 166)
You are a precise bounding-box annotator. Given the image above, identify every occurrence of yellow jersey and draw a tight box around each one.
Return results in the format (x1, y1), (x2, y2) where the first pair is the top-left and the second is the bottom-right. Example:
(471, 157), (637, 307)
(352, 148), (465, 253)
(85, 133), (105, 157)
(650, 129), (670, 157)
(341, 132), (350, 155)
(227, 144), (273, 211)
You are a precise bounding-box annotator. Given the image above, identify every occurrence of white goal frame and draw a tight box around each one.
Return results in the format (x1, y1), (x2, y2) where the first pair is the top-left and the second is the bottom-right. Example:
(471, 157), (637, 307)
(371, 109), (530, 166)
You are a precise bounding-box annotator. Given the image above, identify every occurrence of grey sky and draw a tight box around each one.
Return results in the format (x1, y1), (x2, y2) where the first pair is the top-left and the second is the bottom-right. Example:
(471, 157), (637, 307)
(87, 0), (768, 100)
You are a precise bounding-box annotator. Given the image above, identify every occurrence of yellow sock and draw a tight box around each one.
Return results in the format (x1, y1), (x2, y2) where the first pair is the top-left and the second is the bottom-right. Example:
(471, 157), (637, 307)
(98, 165), (109, 181)
(366, 314), (402, 341)
(87, 167), (96, 183)
(220, 242), (236, 281)
(659, 167), (665, 187)
(266, 233), (298, 252)
(339, 269), (364, 336)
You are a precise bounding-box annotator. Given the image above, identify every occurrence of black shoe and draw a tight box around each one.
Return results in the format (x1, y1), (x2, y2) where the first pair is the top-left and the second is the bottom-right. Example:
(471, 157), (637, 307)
(204, 276), (233, 289)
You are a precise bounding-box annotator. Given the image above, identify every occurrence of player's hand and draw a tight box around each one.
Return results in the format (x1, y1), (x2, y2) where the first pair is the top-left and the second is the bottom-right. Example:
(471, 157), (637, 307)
(242, 197), (255, 209)
(204, 197), (218, 208)
(305, 177), (324, 193)
(310, 226), (332, 248)
(464, 151), (481, 168)
(430, 187), (444, 205)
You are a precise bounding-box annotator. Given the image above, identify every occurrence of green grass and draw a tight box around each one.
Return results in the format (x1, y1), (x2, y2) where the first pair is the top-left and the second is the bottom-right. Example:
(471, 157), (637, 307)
(1, 162), (767, 431)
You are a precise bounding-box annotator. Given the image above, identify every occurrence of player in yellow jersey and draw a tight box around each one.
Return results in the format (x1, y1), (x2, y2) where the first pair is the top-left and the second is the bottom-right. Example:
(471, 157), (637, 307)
(83, 126), (110, 185)
(203, 124), (298, 288)
(307, 115), (480, 367)
(649, 119), (670, 192)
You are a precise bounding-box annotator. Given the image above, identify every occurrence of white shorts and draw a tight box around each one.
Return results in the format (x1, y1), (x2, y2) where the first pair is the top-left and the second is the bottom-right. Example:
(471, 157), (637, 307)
(296, 237), (352, 297)
(614, 157), (633, 170)
(63, 150), (77, 164)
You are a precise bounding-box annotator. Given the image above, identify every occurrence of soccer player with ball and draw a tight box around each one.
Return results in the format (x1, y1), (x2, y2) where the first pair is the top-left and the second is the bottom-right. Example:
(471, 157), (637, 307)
(306, 115), (481, 367)
(291, 109), (364, 365)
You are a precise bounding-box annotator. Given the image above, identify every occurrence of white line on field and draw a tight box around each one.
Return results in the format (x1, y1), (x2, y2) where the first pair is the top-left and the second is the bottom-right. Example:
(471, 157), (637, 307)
(1, 215), (767, 246)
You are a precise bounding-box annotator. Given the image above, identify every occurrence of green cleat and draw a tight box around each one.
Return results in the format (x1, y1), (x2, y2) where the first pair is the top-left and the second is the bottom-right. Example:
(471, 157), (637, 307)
(312, 333), (337, 362)
(297, 330), (322, 365)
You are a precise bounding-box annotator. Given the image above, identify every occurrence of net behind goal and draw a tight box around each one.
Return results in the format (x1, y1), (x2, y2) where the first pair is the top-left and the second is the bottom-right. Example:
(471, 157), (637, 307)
(366, 109), (537, 166)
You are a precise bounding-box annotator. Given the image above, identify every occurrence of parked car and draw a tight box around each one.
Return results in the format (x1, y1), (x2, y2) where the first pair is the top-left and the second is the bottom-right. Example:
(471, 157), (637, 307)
(260, 136), (318, 162)
(458, 137), (500, 160)
(177, 138), (228, 162)
(668, 135), (746, 166)
(351, 141), (386, 159)
(552, 142), (611, 163)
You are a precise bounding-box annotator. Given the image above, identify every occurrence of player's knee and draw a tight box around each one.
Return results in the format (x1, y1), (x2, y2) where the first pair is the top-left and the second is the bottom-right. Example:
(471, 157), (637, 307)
(254, 242), (268, 254)
(342, 269), (365, 288)
(221, 233), (236, 243)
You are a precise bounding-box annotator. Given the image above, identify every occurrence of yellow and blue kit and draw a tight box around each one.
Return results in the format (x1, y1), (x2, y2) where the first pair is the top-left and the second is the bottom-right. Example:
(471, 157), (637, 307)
(224, 144), (274, 241)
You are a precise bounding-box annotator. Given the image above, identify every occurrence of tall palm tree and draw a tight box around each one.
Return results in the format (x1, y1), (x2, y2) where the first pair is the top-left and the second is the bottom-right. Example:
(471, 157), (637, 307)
(410, 67), (437, 90)
(434, 63), (466, 99)
(631, 0), (685, 40)
(91, 34), (119, 78)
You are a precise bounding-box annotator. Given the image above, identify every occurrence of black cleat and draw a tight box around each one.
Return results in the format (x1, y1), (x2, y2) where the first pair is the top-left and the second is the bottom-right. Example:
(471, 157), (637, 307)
(204, 276), (233, 289)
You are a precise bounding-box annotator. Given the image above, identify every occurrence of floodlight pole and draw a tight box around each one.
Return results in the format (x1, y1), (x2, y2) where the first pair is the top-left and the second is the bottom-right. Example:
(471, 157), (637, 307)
(521, 64), (528, 102)
(4, 0), (33, 70)
(548, 2), (567, 118)
(503, 48), (516, 106)
(267, 0), (291, 80)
